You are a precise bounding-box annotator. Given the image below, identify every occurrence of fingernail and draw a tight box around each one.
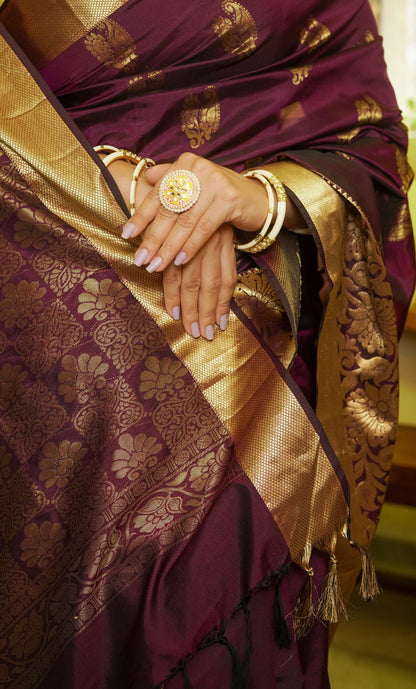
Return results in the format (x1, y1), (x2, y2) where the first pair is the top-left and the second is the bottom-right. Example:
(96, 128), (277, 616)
(122, 222), (136, 239)
(174, 251), (187, 266)
(146, 256), (162, 273)
(134, 247), (149, 267)
(220, 314), (229, 331)
(172, 306), (180, 320)
(205, 325), (214, 341)
(191, 322), (200, 338)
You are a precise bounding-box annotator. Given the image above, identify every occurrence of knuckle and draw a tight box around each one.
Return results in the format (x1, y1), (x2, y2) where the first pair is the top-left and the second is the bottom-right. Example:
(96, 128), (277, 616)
(177, 152), (198, 168)
(204, 279), (222, 293)
(197, 218), (214, 238)
(176, 212), (196, 231)
(182, 278), (201, 293)
(157, 205), (176, 222)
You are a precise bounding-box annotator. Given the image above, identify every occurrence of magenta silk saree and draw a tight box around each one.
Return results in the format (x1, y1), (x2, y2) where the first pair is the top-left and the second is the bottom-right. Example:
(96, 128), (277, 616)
(0, 1), (414, 687)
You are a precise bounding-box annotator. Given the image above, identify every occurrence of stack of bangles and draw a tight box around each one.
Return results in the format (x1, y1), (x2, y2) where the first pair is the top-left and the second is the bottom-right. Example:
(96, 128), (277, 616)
(94, 144), (155, 216)
(234, 169), (287, 253)
(94, 147), (287, 254)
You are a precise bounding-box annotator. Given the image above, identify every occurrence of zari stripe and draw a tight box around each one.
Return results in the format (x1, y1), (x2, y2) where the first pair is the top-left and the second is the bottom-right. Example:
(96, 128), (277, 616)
(0, 0), (126, 66)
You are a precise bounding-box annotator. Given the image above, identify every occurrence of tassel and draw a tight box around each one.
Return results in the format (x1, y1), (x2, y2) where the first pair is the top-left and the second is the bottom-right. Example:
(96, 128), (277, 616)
(199, 625), (245, 689)
(341, 523), (382, 602)
(356, 544), (382, 601)
(273, 571), (291, 648)
(293, 545), (315, 637)
(317, 553), (347, 623)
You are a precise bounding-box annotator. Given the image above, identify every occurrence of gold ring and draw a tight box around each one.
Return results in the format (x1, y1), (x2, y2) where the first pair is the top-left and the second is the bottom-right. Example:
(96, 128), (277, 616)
(159, 169), (201, 213)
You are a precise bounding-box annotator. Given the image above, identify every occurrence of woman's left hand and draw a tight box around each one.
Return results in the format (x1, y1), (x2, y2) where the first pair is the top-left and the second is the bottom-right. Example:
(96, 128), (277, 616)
(121, 152), (269, 273)
(162, 224), (237, 340)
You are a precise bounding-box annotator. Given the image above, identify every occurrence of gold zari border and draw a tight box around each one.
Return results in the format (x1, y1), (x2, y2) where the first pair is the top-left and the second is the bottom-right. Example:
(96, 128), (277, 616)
(1, 0), (126, 66)
(0, 35), (348, 561)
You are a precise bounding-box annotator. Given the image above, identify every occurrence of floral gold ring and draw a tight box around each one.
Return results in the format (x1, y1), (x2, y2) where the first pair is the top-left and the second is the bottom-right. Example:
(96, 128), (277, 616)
(158, 169), (201, 213)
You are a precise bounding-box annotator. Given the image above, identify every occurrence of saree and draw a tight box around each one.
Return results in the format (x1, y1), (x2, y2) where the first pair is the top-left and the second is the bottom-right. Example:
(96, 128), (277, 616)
(0, 0), (414, 687)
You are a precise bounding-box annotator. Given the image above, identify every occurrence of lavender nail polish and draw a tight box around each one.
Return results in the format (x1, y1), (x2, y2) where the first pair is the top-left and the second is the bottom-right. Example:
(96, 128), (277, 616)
(172, 306), (180, 320)
(205, 325), (214, 341)
(191, 322), (200, 338)
(146, 256), (162, 273)
(122, 222), (136, 239)
(134, 247), (149, 267)
(220, 313), (229, 331)
(174, 251), (187, 266)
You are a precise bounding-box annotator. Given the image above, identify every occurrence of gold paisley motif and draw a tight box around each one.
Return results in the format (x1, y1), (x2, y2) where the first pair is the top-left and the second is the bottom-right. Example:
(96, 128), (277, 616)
(389, 201), (413, 241)
(291, 64), (312, 85)
(73, 377), (144, 447)
(0, 366), (68, 461)
(212, 1), (257, 57)
(0, 234), (24, 284)
(337, 127), (361, 144)
(355, 95), (383, 124)
(181, 86), (221, 149)
(84, 19), (138, 73)
(15, 301), (83, 376)
(299, 16), (331, 52)
(127, 70), (165, 94)
(395, 147), (414, 193)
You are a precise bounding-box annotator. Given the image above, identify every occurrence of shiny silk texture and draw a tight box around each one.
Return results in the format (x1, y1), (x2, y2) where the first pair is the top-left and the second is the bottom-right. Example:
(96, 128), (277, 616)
(35, 0), (414, 325)
(0, 1), (415, 688)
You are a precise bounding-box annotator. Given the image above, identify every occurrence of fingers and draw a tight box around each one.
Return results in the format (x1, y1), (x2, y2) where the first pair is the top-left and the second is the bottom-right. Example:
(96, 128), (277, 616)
(123, 152), (264, 273)
(163, 226), (237, 340)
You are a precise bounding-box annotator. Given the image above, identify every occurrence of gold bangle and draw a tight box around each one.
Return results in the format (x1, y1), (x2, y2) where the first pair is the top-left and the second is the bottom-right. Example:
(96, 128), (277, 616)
(235, 169), (287, 253)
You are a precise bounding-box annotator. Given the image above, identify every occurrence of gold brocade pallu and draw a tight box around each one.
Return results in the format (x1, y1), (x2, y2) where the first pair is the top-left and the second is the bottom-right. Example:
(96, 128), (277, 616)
(0, 1), (415, 687)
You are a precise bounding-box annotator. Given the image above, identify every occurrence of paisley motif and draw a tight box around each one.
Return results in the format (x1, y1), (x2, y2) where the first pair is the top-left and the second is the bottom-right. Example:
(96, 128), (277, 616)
(127, 70), (164, 94)
(395, 147), (413, 193)
(84, 19), (138, 73)
(299, 16), (331, 52)
(355, 95), (382, 124)
(388, 201), (413, 241)
(181, 86), (221, 149)
(212, 1), (257, 57)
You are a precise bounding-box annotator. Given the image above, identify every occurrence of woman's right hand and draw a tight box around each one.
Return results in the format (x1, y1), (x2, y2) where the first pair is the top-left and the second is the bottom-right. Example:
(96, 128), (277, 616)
(162, 224), (237, 340)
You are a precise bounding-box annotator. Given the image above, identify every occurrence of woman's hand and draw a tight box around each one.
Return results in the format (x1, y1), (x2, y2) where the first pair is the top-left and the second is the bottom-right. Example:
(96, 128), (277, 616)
(163, 224), (237, 340)
(121, 152), (269, 273)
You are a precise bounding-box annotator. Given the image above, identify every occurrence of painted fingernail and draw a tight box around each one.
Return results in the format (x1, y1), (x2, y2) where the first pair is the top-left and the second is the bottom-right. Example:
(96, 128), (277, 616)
(205, 325), (214, 341)
(220, 314), (229, 331)
(174, 251), (187, 266)
(146, 256), (162, 273)
(172, 306), (180, 320)
(134, 247), (149, 267)
(191, 321), (200, 338)
(122, 222), (136, 239)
